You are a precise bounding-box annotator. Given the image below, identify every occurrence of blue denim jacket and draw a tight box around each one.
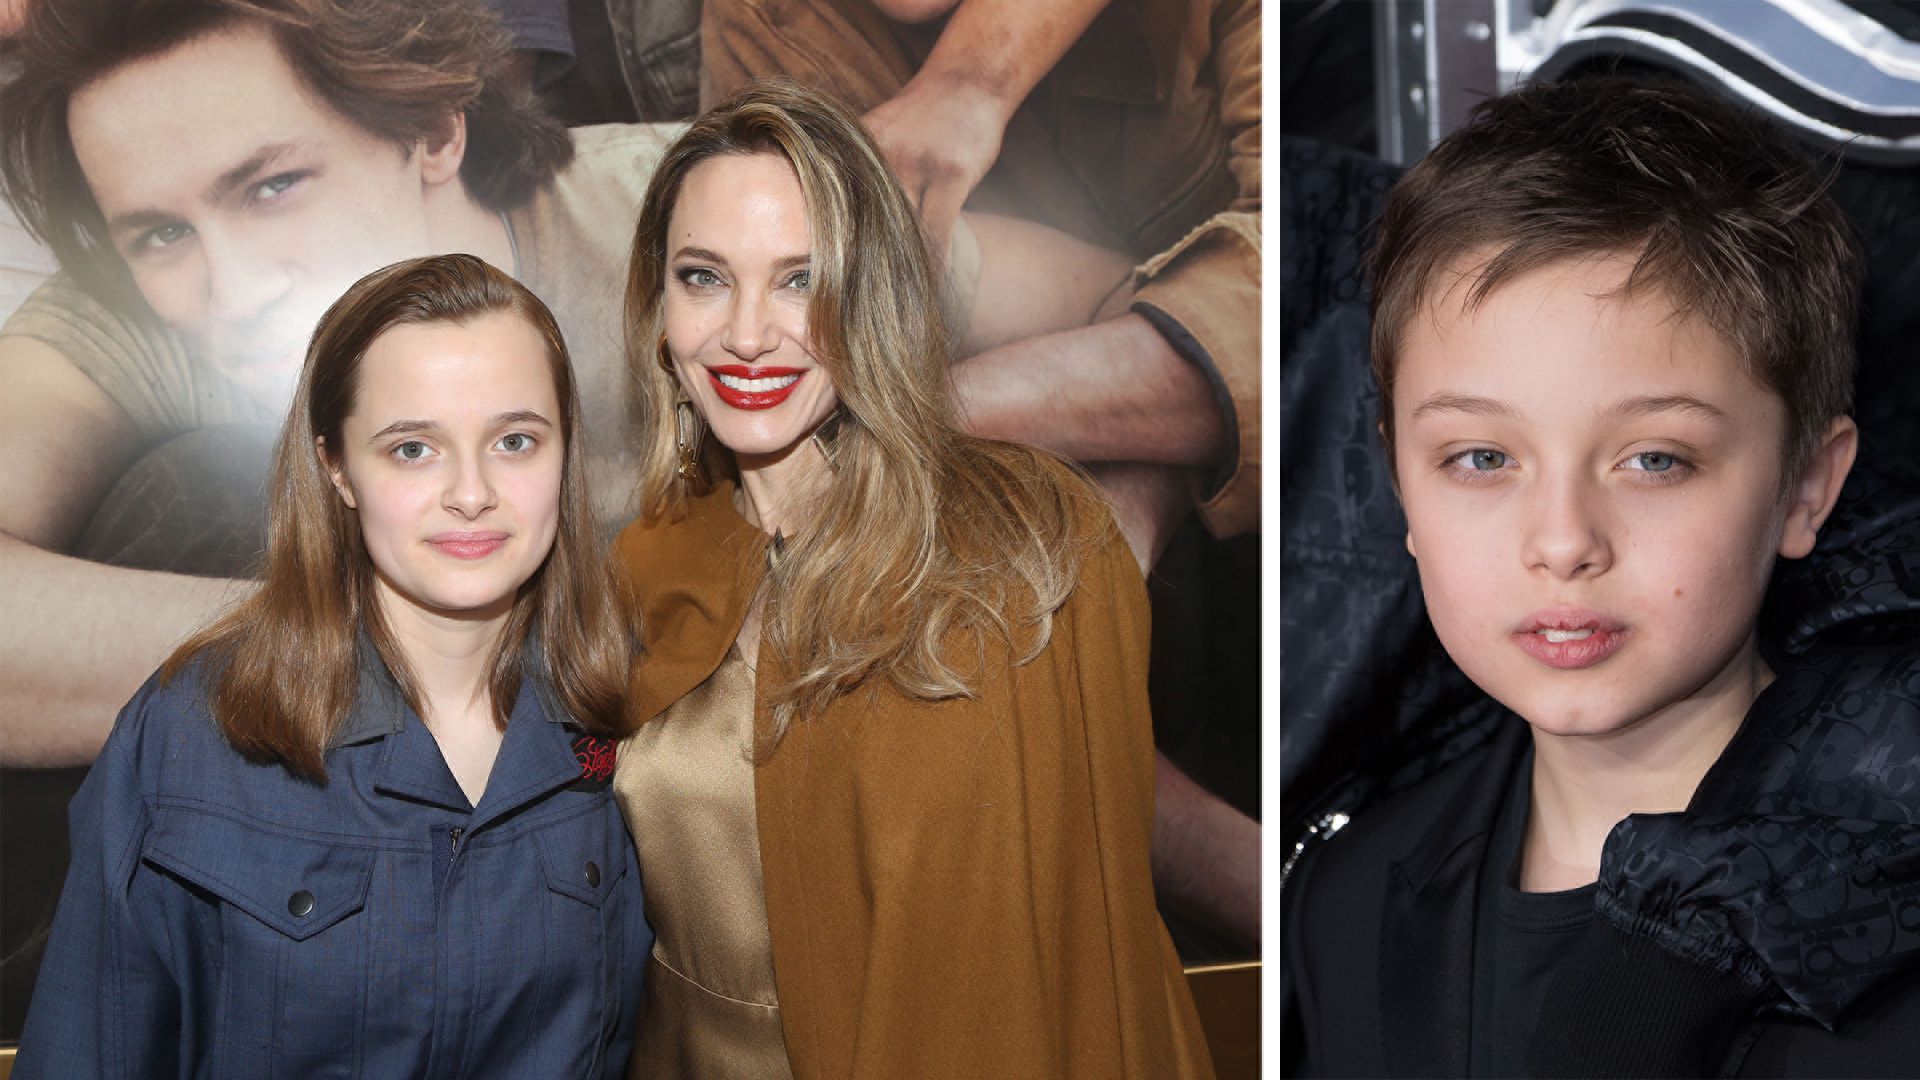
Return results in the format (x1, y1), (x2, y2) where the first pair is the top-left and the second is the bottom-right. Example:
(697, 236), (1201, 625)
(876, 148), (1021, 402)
(14, 646), (649, 1079)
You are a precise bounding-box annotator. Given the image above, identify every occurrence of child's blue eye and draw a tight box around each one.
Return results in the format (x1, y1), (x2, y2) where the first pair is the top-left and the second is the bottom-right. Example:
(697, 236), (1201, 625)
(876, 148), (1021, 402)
(1442, 448), (1511, 477)
(395, 441), (429, 461)
(1633, 451), (1675, 472)
(497, 433), (533, 453)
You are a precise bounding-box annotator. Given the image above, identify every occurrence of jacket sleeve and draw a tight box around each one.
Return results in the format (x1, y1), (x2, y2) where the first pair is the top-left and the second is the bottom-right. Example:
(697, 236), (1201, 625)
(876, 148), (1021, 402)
(1060, 521), (1216, 1077)
(13, 687), (182, 1079)
(1130, 0), (1262, 540)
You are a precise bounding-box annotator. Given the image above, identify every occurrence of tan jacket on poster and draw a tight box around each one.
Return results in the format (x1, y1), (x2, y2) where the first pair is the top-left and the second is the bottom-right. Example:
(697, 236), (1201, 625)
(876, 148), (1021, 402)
(613, 482), (1214, 1079)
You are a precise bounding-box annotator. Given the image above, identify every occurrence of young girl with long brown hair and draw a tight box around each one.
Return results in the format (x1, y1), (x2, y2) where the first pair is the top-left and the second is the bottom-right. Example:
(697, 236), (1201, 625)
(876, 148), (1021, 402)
(15, 254), (646, 1078)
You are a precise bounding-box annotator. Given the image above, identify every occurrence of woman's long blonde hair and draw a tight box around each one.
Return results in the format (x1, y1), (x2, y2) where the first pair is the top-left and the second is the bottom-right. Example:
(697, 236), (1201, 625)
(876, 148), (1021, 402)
(624, 79), (1108, 742)
(166, 254), (634, 781)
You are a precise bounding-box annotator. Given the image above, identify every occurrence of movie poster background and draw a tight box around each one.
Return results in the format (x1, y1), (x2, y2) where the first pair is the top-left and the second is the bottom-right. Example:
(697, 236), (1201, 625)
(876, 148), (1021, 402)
(0, 0), (1261, 1039)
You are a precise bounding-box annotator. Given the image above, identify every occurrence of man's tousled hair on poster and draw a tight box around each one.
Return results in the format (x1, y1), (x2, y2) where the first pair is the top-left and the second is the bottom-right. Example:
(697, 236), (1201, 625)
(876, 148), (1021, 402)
(0, 0), (573, 308)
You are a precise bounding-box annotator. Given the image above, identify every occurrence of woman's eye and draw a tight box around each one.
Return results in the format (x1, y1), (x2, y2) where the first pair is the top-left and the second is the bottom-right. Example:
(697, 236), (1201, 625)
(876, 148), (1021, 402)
(392, 441), (431, 462)
(680, 268), (720, 287)
(497, 433), (533, 453)
(786, 269), (812, 289)
(1627, 451), (1676, 472)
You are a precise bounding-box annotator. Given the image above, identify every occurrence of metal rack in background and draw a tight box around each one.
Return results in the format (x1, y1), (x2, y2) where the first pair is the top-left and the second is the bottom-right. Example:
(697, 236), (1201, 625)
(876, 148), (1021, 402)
(1372, 0), (1920, 165)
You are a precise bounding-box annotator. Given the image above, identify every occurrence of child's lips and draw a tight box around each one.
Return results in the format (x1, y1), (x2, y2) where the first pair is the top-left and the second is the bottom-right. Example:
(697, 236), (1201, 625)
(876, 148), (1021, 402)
(427, 531), (509, 560)
(1511, 609), (1630, 669)
(1512, 626), (1628, 669)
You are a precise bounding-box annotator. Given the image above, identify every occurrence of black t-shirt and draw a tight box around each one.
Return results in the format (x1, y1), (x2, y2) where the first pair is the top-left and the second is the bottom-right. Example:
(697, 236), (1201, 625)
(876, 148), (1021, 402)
(1468, 750), (1598, 1078)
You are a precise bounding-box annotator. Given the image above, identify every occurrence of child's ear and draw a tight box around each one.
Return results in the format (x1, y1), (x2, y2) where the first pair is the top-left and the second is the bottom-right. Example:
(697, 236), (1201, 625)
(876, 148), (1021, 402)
(317, 436), (358, 510)
(1777, 416), (1857, 559)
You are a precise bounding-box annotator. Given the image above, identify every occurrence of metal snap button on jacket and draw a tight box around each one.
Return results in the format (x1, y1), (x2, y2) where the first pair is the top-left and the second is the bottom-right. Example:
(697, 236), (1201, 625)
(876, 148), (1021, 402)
(288, 890), (315, 918)
(584, 861), (601, 888)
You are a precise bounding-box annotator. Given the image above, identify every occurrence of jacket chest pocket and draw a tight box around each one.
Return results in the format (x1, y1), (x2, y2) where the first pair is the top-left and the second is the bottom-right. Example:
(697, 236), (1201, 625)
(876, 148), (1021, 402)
(525, 803), (637, 1074)
(144, 808), (376, 1079)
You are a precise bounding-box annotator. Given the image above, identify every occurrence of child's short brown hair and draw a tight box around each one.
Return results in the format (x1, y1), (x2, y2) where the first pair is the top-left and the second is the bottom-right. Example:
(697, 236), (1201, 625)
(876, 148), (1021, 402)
(1369, 74), (1861, 483)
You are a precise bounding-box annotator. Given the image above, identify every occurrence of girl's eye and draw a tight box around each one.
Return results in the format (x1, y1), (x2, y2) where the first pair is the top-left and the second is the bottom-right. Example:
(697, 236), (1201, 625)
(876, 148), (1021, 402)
(393, 441), (431, 462)
(1628, 451), (1676, 472)
(497, 433), (533, 453)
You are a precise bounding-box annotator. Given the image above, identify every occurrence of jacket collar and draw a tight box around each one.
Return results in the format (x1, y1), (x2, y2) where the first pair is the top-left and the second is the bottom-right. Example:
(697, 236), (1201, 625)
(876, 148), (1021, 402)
(328, 627), (571, 750)
(616, 480), (773, 724)
(323, 627), (585, 819)
(1598, 639), (1920, 1028)
(1379, 717), (1529, 1077)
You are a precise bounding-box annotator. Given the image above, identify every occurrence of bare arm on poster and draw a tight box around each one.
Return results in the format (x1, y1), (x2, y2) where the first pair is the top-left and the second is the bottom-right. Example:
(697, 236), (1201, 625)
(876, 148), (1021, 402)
(950, 214), (1229, 475)
(1088, 461), (1263, 952)
(0, 337), (240, 766)
(954, 314), (1230, 469)
(1082, 460), (1201, 575)
(1153, 752), (1263, 947)
(863, 0), (1111, 259)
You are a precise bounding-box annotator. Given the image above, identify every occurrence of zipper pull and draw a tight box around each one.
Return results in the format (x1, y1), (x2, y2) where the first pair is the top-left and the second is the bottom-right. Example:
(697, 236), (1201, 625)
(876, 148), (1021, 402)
(1280, 810), (1350, 893)
(432, 823), (467, 894)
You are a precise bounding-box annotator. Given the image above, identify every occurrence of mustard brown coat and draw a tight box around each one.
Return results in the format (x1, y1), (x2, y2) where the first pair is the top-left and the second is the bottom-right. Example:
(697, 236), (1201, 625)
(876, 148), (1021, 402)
(612, 482), (1213, 1079)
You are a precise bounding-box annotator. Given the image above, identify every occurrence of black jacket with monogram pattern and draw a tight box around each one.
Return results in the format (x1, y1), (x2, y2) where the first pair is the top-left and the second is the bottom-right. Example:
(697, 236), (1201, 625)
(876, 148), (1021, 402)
(1281, 135), (1920, 1077)
(1284, 443), (1920, 1079)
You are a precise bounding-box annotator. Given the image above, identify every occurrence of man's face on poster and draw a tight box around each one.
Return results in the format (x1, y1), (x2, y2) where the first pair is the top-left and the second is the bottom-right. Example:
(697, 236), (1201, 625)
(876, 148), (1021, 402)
(67, 21), (445, 412)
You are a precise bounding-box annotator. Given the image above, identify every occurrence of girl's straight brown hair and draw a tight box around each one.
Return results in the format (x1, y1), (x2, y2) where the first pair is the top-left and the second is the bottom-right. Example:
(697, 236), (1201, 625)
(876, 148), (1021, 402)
(164, 253), (634, 781)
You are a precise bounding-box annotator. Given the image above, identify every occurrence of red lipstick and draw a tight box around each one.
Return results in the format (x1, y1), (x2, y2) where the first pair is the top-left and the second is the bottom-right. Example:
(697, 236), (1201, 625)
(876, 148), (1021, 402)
(1511, 608), (1629, 670)
(707, 365), (805, 410)
(428, 531), (508, 560)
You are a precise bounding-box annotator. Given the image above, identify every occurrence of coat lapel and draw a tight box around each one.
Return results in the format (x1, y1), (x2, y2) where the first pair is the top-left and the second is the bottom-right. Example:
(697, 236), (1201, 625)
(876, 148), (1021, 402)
(1380, 721), (1528, 1077)
(617, 481), (772, 725)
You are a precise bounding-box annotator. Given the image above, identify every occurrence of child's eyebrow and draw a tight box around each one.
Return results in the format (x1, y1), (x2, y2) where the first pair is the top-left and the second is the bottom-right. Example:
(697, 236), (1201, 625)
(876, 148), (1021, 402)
(1409, 393), (1521, 422)
(1605, 394), (1728, 421)
(368, 419), (438, 443)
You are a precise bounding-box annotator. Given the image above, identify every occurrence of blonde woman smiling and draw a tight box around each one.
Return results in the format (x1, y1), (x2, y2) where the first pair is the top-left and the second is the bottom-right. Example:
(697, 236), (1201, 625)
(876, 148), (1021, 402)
(610, 80), (1210, 1079)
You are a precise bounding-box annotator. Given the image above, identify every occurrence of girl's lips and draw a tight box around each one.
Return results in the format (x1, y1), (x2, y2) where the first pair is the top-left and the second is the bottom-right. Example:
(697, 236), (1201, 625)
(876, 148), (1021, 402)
(428, 533), (508, 560)
(707, 365), (804, 411)
(1512, 626), (1628, 670)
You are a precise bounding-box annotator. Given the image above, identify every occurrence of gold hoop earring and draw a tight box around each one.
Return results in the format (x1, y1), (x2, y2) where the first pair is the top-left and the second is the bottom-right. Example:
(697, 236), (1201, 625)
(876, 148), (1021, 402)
(674, 397), (706, 484)
(811, 408), (846, 474)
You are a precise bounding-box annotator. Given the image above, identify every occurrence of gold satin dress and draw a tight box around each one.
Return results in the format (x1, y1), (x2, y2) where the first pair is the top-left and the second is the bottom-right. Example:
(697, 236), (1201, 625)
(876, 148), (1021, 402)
(614, 647), (793, 1079)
